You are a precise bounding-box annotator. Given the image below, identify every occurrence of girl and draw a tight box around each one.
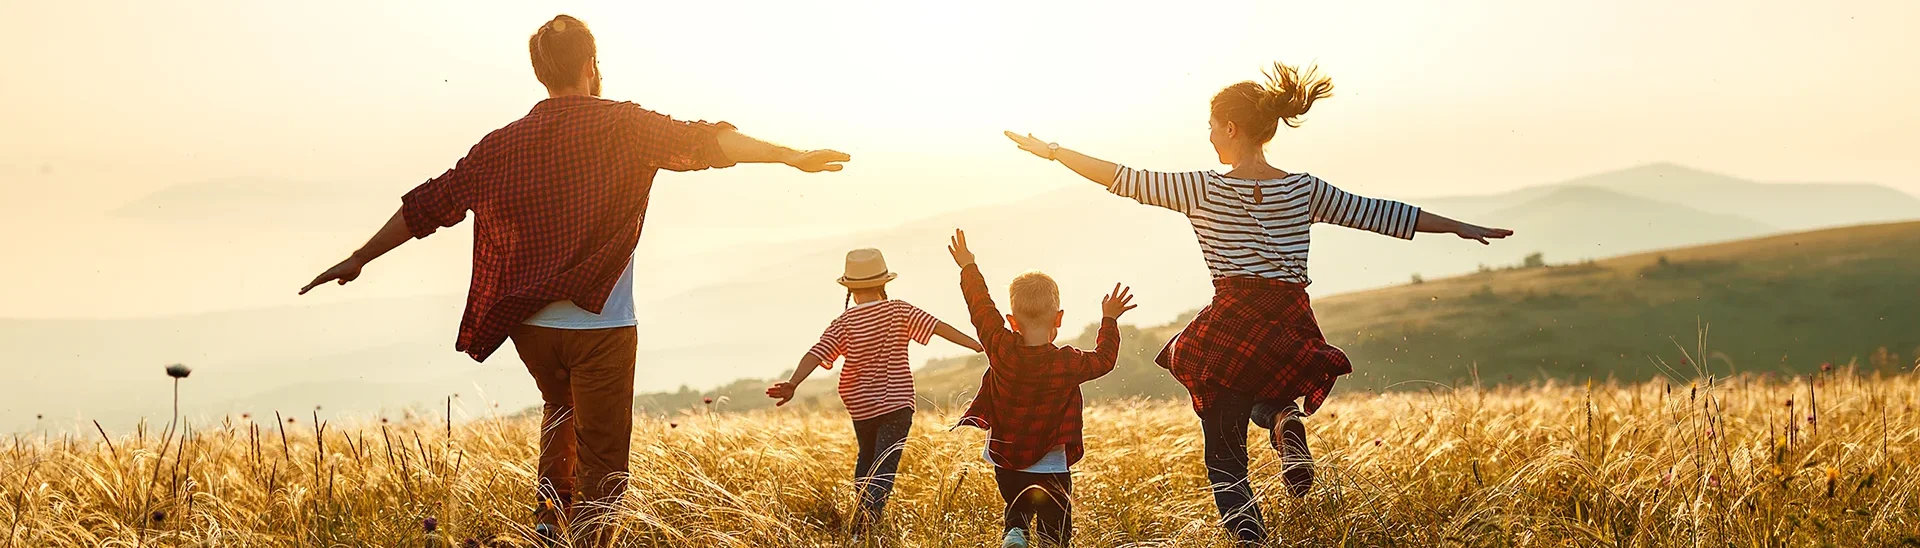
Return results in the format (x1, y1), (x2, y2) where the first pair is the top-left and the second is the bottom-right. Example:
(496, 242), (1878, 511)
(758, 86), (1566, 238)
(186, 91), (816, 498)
(1003, 62), (1512, 545)
(767, 248), (984, 535)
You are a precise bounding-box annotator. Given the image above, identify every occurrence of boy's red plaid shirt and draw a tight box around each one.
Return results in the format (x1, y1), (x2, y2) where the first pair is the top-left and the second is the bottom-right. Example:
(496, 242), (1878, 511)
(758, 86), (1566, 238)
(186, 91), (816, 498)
(954, 264), (1119, 470)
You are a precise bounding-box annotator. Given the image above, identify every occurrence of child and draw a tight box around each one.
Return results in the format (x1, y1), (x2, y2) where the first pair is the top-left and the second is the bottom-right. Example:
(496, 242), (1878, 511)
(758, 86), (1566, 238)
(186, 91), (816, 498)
(766, 247), (983, 533)
(946, 229), (1132, 548)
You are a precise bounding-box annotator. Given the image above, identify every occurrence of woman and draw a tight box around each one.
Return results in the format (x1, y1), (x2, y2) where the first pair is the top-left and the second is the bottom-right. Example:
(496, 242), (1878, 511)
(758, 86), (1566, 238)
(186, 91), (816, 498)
(1003, 61), (1511, 544)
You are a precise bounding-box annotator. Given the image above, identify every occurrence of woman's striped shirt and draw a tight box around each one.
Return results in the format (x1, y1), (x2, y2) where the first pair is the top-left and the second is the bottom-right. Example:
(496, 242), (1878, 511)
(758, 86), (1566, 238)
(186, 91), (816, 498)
(806, 299), (941, 421)
(1108, 167), (1421, 283)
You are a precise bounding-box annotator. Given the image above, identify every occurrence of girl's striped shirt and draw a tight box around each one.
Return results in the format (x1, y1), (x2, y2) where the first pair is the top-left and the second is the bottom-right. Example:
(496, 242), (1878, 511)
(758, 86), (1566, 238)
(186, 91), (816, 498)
(806, 299), (941, 421)
(1108, 167), (1421, 283)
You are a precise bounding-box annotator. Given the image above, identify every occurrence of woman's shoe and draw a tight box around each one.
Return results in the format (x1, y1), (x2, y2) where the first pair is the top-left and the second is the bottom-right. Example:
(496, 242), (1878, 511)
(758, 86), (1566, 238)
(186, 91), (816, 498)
(1270, 406), (1315, 497)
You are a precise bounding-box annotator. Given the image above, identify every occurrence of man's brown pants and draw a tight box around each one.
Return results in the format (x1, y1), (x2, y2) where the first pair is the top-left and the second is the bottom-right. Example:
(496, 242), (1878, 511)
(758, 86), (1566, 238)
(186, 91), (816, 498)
(510, 325), (637, 529)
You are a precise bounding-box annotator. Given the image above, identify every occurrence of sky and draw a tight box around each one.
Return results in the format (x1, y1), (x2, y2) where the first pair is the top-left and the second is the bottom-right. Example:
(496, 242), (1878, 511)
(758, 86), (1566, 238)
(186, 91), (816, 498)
(1, 0), (1918, 318)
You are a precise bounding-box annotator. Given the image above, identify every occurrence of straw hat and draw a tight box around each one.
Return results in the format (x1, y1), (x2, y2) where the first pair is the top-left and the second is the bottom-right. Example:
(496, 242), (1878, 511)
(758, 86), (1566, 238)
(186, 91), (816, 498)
(837, 248), (898, 289)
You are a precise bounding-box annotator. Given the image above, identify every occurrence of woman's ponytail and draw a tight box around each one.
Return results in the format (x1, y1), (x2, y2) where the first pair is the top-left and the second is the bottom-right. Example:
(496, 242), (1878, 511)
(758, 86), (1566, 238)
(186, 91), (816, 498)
(1211, 61), (1335, 144)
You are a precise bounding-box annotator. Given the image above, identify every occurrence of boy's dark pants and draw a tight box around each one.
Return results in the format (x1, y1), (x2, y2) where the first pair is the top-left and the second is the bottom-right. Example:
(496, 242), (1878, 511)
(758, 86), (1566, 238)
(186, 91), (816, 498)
(852, 407), (914, 522)
(994, 467), (1073, 546)
(1199, 388), (1294, 545)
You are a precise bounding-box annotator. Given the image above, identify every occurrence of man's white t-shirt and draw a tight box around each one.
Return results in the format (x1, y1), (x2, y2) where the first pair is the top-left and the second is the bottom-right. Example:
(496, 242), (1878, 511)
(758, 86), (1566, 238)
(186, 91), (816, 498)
(522, 258), (638, 329)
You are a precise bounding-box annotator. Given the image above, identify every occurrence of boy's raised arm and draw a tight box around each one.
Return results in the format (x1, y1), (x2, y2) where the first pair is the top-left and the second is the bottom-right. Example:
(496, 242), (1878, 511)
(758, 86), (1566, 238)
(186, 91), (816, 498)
(1075, 283), (1136, 382)
(949, 229), (1013, 350)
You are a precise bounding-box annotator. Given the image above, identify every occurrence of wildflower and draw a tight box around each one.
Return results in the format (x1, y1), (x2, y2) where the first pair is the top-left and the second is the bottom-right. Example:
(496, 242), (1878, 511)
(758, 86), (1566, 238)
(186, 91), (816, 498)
(1785, 398), (1793, 407)
(423, 517), (439, 533)
(1706, 428), (1715, 439)
(1709, 474), (1720, 489)
(1373, 439), (1383, 447)
(35, 414), (42, 420)
(241, 413), (251, 420)
(1808, 414), (1816, 424)
(670, 422), (679, 429)
(703, 397), (714, 405)
(287, 417), (297, 424)
(151, 510), (166, 523)
(380, 417), (390, 424)
(165, 363), (192, 379)
(1820, 362), (1833, 373)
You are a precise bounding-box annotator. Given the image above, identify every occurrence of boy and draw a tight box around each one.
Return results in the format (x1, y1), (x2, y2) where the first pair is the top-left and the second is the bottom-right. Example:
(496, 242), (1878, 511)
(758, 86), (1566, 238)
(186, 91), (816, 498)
(946, 229), (1134, 548)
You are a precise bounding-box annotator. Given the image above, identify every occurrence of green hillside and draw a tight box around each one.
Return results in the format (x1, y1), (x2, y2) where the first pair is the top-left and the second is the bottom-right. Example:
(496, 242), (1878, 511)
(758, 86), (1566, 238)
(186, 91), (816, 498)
(637, 221), (1920, 415)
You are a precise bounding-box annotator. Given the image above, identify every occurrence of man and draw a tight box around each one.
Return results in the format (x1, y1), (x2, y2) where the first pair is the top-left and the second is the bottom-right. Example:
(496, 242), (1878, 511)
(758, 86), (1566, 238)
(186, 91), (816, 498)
(298, 14), (849, 542)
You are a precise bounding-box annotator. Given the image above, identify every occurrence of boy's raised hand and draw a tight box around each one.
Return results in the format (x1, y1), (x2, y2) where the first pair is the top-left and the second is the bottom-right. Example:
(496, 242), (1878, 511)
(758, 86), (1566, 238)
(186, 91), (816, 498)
(947, 229), (976, 268)
(1101, 283), (1137, 320)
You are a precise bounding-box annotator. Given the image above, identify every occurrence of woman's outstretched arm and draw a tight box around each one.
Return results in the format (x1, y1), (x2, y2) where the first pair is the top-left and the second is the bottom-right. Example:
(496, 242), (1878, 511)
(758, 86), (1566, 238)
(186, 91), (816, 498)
(1004, 131), (1120, 187)
(1414, 211), (1514, 244)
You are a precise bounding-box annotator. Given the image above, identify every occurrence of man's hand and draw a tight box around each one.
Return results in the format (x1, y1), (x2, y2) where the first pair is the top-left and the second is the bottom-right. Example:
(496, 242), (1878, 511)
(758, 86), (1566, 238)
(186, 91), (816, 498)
(1454, 224), (1514, 245)
(1101, 283), (1137, 320)
(300, 256), (367, 295)
(947, 229), (976, 268)
(784, 149), (851, 173)
(765, 381), (798, 406)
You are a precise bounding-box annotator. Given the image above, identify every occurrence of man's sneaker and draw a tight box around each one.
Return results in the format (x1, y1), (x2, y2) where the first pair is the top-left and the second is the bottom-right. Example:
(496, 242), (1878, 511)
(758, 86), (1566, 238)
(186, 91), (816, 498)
(1270, 407), (1315, 497)
(1001, 528), (1030, 548)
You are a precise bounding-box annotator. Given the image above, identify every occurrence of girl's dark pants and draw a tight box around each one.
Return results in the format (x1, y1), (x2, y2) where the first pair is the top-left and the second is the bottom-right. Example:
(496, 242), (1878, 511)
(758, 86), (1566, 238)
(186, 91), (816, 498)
(1200, 388), (1293, 545)
(851, 407), (914, 522)
(994, 467), (1073, 546)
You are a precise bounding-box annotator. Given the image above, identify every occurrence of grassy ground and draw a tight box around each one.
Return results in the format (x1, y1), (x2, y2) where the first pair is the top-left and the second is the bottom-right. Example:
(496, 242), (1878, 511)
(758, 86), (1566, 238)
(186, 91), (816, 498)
(6, 366), (1917, 546)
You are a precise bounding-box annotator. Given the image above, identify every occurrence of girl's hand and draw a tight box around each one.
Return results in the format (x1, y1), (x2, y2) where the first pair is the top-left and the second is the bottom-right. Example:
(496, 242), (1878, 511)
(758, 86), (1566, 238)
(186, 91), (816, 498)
(1003, 131), (1054, 160)
(1455, 224), (1514, 245)
(765, 381), (798, 406)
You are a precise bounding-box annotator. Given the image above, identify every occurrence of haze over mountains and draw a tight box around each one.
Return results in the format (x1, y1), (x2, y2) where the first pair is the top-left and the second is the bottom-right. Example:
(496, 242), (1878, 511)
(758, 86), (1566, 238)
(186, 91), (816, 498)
(4, 163), (1915, 432)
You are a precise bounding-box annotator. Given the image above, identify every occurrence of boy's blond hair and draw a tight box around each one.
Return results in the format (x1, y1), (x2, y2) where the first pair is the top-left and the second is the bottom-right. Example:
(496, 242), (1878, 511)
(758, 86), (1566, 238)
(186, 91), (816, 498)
(1008, 270), (1060, 324)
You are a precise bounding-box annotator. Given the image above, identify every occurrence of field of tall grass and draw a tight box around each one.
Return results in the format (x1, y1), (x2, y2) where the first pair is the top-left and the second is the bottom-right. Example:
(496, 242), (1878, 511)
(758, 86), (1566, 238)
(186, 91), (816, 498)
(5, 365), (1917, 547)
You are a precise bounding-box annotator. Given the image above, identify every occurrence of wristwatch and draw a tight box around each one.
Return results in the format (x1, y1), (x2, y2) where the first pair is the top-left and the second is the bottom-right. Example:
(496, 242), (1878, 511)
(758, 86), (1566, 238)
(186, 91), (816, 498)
(1046, 142), (1060, 161)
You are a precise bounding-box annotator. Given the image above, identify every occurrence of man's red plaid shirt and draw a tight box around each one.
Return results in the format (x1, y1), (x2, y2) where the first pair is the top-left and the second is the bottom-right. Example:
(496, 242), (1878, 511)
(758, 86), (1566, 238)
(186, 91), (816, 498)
(399, 96), (734, 361)
(954, 263), (1119, 471)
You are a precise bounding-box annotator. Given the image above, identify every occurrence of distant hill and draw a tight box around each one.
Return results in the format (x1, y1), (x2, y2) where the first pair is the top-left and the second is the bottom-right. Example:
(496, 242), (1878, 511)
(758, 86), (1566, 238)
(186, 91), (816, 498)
(645, 221), (1920, 416)
(1414, 162), (1920, 231)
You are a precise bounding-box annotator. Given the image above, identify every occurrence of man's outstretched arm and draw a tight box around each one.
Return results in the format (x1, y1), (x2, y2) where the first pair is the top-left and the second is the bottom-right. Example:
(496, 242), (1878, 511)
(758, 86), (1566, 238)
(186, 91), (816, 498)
(715, 128), (849, 173)
(299, 208), (411, 295)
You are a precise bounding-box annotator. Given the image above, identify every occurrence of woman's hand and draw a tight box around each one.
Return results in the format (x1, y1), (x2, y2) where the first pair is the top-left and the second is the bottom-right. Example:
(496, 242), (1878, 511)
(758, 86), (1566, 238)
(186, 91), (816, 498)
(1003, 131), (1054, 160)
(1454, 223), (1514, 245)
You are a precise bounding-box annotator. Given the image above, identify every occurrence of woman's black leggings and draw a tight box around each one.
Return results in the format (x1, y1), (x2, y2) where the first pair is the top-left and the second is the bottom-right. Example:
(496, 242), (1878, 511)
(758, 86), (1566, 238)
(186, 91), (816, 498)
(1199, 389), (1292, 545)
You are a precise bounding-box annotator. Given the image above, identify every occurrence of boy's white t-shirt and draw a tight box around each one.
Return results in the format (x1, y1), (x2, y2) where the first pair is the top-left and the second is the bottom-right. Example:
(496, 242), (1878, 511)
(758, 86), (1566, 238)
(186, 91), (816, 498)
(522, 258), (638, 329)
(985, 444), (1071, 474)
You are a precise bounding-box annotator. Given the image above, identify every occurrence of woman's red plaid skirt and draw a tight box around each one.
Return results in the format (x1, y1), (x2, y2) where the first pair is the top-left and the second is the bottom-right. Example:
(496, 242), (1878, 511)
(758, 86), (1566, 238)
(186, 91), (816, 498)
(1156, 276), (1352, 416)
